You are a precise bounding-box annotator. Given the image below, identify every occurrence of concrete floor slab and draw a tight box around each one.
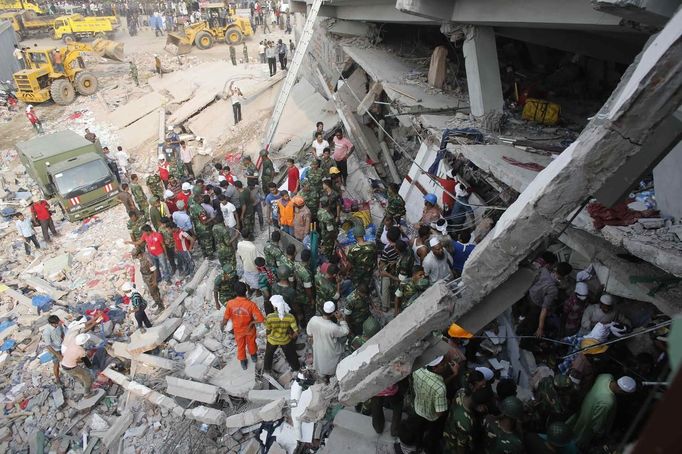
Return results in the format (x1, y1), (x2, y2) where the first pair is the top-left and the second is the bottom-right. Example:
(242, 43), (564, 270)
(107, 92), (168, 130)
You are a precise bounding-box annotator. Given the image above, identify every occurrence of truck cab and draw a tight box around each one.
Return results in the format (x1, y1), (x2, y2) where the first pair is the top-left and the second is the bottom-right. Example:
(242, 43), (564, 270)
(16, 130), (120, 221)
(0, 0), (44, 14)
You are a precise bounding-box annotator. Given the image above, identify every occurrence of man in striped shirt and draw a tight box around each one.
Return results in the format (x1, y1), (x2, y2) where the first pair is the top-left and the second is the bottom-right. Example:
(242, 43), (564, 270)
(378, 226), (401, 311)
(263, 295), (300, 374)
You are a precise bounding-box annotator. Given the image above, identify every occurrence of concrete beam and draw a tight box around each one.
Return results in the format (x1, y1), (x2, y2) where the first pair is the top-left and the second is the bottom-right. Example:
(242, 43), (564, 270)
(356, 81), (383, 116)
(101, 411), (133, 450)
(317, 1), (435, 23)
(186, 406), (226, 426)
(224, 398), (287, 428)
(126, 318), (182, 354)
(156, 259), (210, 323)
(593, 0), (680, 27)
(462, 26), (504, 117)
(653, 138), (682, 220)
(396, 0), (453, 21)
(102, 367), (185, 417)
(166, 376), (219, 404)
(458, 9), (682, 314)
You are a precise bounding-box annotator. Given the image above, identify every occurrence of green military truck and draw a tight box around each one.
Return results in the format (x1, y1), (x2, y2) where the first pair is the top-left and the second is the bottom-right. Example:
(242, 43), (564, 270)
(17, 130), (120, 222)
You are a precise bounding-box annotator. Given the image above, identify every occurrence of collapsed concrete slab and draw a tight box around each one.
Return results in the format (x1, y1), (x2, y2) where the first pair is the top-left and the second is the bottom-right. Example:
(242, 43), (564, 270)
(247, 389), (290, 404)
(299, 383), (337, 423)
(156, 260), (209, 323)
(102, 367), (185, 417)
(107, 92), (167, 129)
(101, 411), (133, 450)
(74, 388), (105, 411)
(166, 376), (219, 404)
(184, 344), (217, 367)
(336, 283), (455, 405)
(210, 359), (256, 398)
(186, 406), (226, 426)
(108, 342), (180, 371)
(224, 397), (286, 428)
(126, 318), (182, 354)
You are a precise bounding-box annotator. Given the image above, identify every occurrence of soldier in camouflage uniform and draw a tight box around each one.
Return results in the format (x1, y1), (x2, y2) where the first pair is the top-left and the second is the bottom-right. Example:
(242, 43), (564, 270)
(343, 282), (371, 336)
(396, 239), (415, 279)
(314, 263), (338, 314)
(260, 149), (275, 192)
(255, 257), (276, 300)
(279, 244), (297, 279)
(306, 159), (324, 219)
(271, 265), (297, 317)
(242, 156), (259, 188)
(158, 218), (177, 275)
(394, 267), (430, 315)
(213, 222), (239, 269)
(298, 180), (320, 221)
(189, 194), (214, 258)
(346, 225), (377, 288)
(378, 183), (406, 239)
(527, 374), (576, 432)
(316, 198), (337, 259)
(483, 397), (524, 454)
(134, 247), (164, 310)
(443, 385), (479, 453)
(320, 148), (335, 177)
(127, 210), (148, 245)
(293, 248), (315, 324)
(146, 174), (165, 200)
(264, 230), (284, 269)
(213, 264), (239, 310)
(237, 181), (255, 234)
(129, 174), (149, 213)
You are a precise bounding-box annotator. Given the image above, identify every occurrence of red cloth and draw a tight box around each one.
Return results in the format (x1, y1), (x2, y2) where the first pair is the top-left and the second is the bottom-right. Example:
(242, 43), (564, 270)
(26, 111), (39, 125)
(176, 191), (190, 208)
(85, 308), (111, 322)
(587, 200), (658, 230)
(221, 170), (235, 185)
(31, 200), (51, 221)
(165, 197), (178, 214)
(142, 231), (165, 256)
(158, 162), (170, 181)
(436, 177), (457, 209)
(173, 229), (192, 252)
(287, 166), (300, 193)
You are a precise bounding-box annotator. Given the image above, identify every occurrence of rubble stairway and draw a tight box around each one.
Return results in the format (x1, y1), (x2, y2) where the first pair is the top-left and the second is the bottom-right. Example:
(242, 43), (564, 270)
(318, 409), (397, 454)
(262, 0), (323, 149)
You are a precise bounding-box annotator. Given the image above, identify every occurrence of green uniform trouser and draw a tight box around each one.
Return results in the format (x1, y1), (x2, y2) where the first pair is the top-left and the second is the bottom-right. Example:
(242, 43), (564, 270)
(141, 272), (163, 308)
(196, 225), (214, 258)
(217, 245), (236, 269)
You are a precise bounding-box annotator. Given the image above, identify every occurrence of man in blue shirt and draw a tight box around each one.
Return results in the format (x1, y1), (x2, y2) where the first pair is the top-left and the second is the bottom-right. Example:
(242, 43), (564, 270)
(451, 230), (475, 278)
(264, 182), (282, 228)
(172, 200), (193, 232)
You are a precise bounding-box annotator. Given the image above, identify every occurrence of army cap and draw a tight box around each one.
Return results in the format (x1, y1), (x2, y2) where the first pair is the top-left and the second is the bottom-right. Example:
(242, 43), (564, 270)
(546, 422), (573, 447)
(499, 396), (524, 419)
(222, 263), (235, 275)
(259, 149), (268, 156)
(277, 265), (291, 279)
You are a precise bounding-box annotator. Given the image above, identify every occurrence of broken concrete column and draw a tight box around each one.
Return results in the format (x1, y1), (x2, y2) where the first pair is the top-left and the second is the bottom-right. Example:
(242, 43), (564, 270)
(427, 45), (448, 89)
(224, 398), (286, 428)
(247, 389), (290, 404)
(299, 383), (338, 423)
(165, 376), (219, 404)
(126, 318), (182, 354)
(156, 260), (210, 323)
(102, 367), (185, 417)
(336, 283), (455, 405)
(462, 26), (503, 117)
(108, 342), (180, 371)
(186, 406), (226, 426)
(356, 81), (383, 116)
(101, 411), (133, 450)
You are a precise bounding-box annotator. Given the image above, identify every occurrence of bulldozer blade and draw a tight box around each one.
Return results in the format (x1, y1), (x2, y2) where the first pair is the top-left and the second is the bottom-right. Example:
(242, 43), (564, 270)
(92, 39), (125, 61)
(165, 32), (192, 55)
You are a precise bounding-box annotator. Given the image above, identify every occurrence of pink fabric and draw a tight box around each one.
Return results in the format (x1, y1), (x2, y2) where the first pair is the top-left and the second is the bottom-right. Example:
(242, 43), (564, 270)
(376, 384), (399, 397)
(333, 137), (353, 161)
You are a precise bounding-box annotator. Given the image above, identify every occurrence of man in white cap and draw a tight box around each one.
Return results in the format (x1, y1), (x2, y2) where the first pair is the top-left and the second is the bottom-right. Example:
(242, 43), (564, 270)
(305, 301), (349, 377)
(561, 281), (590, 336)
(177, 181), (192, 207)
(60, 315), (101, 396)
(422, 236), (453, 284)
(568, 373), (636, 448)
(263, 295), (300, 374)
(579, 293), (629, 336)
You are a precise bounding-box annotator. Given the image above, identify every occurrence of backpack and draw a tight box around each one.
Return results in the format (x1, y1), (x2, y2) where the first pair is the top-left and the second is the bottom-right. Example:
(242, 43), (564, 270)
(198, 209), (211, 225)
(132, 292), (147, 311)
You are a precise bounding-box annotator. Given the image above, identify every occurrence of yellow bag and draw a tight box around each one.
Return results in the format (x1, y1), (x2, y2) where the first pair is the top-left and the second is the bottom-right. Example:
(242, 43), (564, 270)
(522, 98), (560, 125)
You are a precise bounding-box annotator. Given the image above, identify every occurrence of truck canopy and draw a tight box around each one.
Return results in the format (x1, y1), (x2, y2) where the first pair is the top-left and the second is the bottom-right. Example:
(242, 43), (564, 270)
(16, 130), (93, 161)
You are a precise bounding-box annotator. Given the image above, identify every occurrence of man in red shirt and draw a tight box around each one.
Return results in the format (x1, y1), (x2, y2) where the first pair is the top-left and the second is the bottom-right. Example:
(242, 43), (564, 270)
(177, 182), (192, 207)
(25, 105), (44, 134)
(220, 281), (265, 370)
(164, 190), (178, 214)
(431, 169), (457, 215)
(286, 159), (299, 193)
(136, 225), (172, 284)
(158, 155), (170, 187)
(30, 198), (58, 242)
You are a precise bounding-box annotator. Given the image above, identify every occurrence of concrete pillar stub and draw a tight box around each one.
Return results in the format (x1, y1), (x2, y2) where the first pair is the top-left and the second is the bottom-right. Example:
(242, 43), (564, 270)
(462, 26), (504, 117)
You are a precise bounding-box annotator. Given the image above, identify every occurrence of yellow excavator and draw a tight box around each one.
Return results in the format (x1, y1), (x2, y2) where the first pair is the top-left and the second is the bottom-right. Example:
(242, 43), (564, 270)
(165, 2), (252, 55)
(12, 39), (125, 106)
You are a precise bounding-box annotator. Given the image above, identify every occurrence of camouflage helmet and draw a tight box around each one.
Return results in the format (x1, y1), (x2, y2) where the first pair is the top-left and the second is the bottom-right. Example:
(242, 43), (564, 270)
(242, 155), (252, 162)
(546, 422), (573, 447)
(362, 316), (381, 338)
(416, 277), (431, 290)
(222, 263), (236, 275)
(259, 149), (268, 157)
(277, 265), (291, 280)
(553, 374), (572, 389)
(499, 396), (524, 420)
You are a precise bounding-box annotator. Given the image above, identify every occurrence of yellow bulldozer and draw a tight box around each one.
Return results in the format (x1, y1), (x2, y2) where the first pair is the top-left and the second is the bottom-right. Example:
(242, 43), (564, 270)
(165, 4), (252, 55)
(12, 39), (125, 106)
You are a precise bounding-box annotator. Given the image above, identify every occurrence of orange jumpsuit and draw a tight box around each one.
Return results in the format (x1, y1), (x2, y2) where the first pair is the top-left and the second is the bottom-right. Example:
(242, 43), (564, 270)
(223, 296), (265, 360)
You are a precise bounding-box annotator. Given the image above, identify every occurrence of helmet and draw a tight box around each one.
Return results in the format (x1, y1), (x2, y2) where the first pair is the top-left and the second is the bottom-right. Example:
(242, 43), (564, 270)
(164, 189), (174, 199)
(75, 333), (90, 346)
(329, 167), (340, 175)
(546, 422), (573, 447)
(424, 193), (437, 205)
(166, 124), (174, 130)
(292, 196), (305, 207)
(553, 374), (572, 389)
(499, 396), (524, 419)
(448, 323), (473, 339)
(580, 337), (608, 355)
(181, 182), (192, 191)
(600, 293), (614, 305)
(362, 316), (381, 337)
(277, 265), (291, 280)
(121, 282), (134, 293)
(259, 149), (268, 157)
(222, 263), (235, 275)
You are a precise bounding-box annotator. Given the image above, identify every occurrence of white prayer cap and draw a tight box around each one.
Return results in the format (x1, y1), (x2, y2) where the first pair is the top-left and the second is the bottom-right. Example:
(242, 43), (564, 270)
(455, 183), (469, 198)
(609, 323), (627, 338)
(429, 237), (441, 248)
(575, 282), (589, 300)
(427, 355), (444, 367)
(181, 182), (192, 191)
(476, 366), (494, 381)
(617, 376), (636, 393)
(323, 301), (336, 314)
(164, 189), (174, 199)
(158, 154), (166, 161)
(218, 175), (226, 182)
(75, 333), (90, 346)
(600, 294), (614, 306)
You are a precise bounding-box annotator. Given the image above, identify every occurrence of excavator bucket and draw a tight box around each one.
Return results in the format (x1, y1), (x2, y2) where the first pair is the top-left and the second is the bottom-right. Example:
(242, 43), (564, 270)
(91, 39), (125, 61)
(165, 32), (192, 55)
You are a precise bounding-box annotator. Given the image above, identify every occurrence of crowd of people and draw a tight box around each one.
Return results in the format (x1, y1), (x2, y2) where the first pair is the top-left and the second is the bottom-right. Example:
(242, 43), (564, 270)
(25, 112), (670, 452)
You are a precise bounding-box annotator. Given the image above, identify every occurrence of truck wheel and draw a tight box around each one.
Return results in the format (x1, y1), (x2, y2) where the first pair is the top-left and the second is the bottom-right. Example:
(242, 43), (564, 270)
(50, 79), (76, 105)
(225, 28), (243, 45)
(63, 34), (75, 44)
(75, 72), (98, 96)
(194, 31), (214, 50)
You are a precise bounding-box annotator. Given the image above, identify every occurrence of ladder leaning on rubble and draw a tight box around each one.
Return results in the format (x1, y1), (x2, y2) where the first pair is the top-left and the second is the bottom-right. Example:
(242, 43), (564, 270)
(261, 0), (323, 151)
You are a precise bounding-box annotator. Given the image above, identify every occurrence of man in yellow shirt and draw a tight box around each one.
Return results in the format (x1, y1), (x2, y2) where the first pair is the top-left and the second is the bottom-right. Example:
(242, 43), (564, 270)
(263, 295), (300, 374)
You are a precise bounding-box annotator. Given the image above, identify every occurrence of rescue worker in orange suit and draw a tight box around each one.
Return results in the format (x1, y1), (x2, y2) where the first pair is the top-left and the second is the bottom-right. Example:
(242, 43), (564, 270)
(220, 281), (265, 370)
